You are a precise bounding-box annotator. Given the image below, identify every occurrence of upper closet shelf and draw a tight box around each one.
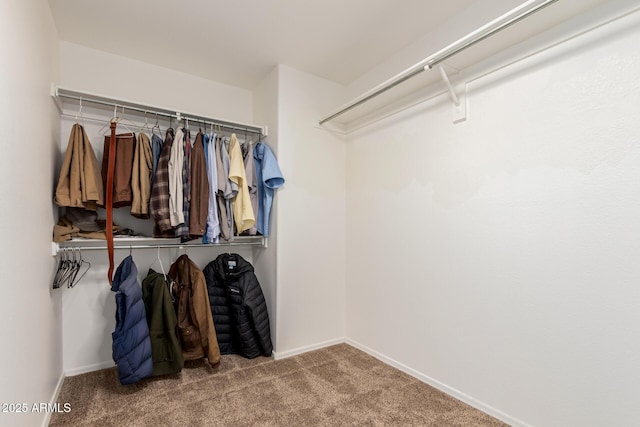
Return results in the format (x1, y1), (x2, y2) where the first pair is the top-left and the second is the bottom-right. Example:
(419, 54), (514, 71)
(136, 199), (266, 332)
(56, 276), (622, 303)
(318, 0), (605, 131)
(51, 85), (268, 137)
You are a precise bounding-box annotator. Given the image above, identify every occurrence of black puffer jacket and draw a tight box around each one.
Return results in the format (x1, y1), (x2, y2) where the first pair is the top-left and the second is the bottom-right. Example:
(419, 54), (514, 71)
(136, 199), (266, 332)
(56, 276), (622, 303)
(203, 254), (272, 358)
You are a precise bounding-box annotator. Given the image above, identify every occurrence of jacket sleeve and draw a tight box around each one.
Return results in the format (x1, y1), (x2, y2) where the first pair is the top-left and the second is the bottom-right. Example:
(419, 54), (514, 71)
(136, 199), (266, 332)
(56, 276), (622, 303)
(80, 125), (104, 209)
(168, 129), (184, 226)
(193, 268), (221, 366)
(244, 275), (273, 356)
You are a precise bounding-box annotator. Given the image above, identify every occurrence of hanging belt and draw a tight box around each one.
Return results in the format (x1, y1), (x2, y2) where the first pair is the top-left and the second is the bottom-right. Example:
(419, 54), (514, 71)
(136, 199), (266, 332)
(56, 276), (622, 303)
(106, 121), (117, 285)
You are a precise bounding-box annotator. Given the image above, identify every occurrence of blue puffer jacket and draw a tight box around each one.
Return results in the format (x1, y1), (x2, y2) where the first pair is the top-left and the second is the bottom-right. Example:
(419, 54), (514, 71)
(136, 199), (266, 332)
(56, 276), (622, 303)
(111, 255), (153, 385)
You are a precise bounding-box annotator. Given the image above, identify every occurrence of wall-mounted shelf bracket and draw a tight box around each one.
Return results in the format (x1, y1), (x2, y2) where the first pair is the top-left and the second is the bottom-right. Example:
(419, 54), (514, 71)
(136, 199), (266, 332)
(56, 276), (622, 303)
(50, 83), (63, 114)
(431, 65), (467, 123)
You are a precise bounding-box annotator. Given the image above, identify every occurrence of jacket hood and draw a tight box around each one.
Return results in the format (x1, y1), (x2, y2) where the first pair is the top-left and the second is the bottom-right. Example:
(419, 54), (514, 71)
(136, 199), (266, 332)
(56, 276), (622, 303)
(211, 253), (254, 281)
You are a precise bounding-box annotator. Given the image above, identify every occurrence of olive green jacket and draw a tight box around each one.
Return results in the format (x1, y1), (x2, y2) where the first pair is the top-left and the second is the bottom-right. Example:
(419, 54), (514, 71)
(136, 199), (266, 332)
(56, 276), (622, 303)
(142, 269), (184, 376)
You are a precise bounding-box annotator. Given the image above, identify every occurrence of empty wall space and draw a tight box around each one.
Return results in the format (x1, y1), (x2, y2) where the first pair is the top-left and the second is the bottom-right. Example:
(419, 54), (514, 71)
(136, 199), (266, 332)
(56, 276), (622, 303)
(274, 65), (348, 356)
(252, 67), (280, 349)
(345, 7), (640, 427)
(59, 42), (253, 124)
(0, 1), (61, 427)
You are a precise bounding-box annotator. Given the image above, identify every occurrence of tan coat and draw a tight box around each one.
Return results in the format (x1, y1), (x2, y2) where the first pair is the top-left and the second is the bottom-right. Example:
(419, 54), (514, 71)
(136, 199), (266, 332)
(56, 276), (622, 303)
(168, 255), (221, 367)
(131, 132), (153, 218)
(55, 124), (103, 210)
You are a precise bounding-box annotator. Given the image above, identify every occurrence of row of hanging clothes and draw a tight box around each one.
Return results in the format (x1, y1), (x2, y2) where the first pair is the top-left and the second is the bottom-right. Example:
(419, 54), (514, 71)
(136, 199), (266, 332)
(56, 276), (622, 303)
(111, 251), (272, 385)
(146, 120), (284, 243)
(54, 112), (284, 244)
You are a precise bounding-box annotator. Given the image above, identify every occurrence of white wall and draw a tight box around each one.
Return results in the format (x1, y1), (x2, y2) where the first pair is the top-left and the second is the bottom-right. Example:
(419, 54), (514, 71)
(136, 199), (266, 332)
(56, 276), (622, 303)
(345, 4), (640, 427)
(252, 67), (280, 349)
(57, 45), (259, 373)
(0, 1), (61, 427)
(275, 65), (347, 355)
(59, 41), (253, 125)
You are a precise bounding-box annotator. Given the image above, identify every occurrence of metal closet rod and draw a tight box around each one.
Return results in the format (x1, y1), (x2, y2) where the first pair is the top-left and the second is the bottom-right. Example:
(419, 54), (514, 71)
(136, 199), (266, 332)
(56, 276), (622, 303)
(318, 0), (558, 125)
(57, 241), (264, 252)
(57, 92), (264, 136)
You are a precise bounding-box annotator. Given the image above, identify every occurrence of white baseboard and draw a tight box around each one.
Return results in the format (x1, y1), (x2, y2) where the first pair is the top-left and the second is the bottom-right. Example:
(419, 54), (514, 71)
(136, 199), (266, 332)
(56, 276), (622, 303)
(65, 360), (115, 377)
(345, 338), (530, 427)
(272, 337), (346, 360)
(41, 371), (65, 427)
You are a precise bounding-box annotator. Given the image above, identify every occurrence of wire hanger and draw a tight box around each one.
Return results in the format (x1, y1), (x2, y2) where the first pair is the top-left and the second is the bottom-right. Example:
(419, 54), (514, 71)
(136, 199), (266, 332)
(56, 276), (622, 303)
(69, 248), (91, 288)
(115, 106), (136, 134)
(99, 105), (135, 135)
(58, 248), (75, 288)
(52, 248), (66, 289)
(152, 112), (162, 137)
(149, 246), (167, 281)
(98, 104), (118, 135)
(139, 110), (151, 135)
(75, 97), (85, 127)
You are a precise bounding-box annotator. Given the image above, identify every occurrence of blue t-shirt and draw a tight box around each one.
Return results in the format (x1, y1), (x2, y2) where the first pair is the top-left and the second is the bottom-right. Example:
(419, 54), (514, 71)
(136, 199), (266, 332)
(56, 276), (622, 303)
(254, 142), (284, 237)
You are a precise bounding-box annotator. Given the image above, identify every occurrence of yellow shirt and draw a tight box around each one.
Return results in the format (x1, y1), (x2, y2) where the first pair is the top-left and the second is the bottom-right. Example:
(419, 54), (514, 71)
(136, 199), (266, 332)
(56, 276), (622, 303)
(228, 134), (255, 233)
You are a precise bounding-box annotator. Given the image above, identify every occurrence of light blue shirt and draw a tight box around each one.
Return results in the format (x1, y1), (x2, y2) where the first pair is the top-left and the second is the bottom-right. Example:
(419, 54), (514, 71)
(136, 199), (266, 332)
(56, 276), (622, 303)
(254, 141), (284, 237)
(203, 133), (220, 243)
(151, 133), (163, 188)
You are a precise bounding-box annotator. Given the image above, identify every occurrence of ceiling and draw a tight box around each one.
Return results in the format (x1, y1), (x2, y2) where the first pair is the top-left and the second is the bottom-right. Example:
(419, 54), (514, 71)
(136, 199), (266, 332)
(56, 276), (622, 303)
(49, 0), (477, 90)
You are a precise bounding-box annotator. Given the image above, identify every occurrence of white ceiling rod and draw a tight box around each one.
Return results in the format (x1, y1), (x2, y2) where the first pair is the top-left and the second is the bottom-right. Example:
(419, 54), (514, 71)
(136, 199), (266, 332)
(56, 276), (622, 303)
(318, 0), (558, 125)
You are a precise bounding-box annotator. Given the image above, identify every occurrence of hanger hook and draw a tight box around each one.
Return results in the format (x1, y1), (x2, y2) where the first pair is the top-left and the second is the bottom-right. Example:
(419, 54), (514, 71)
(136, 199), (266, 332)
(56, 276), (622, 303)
(75, 97), (84, 124)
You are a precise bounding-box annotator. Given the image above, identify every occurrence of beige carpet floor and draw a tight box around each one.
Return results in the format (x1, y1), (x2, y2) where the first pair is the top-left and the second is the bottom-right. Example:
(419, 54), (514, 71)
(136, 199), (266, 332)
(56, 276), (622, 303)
(49, 344), (507, 426)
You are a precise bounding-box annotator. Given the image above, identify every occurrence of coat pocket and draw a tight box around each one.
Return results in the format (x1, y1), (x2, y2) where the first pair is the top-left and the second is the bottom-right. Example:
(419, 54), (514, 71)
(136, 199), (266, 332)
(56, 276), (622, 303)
(149, 331), (175, 363)
(178, 324), (202, 352)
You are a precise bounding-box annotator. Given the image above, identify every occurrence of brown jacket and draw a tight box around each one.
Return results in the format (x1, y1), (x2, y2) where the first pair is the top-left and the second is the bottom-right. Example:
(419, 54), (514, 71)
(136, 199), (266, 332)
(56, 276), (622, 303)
(189, 132), (209, 236)
(101, 132), (135, 208)
(55, 123), (103, 210)
(168, 255), (220, 367)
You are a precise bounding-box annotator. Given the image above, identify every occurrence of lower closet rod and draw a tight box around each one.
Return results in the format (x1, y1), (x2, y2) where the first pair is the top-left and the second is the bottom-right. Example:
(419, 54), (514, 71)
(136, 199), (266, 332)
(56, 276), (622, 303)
(56, 242), (264, 253)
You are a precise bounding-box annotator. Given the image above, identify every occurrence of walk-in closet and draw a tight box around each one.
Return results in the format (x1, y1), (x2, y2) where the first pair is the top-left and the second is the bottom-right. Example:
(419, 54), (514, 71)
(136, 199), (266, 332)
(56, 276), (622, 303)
(3, 1), (640, 426)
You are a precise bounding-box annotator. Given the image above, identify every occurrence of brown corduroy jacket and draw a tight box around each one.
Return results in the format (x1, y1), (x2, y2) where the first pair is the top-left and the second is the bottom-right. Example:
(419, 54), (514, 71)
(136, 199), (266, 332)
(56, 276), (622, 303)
(168, 255), (221, 367)
(189, 132), (209, 236)
(55, 123), (103, 210)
